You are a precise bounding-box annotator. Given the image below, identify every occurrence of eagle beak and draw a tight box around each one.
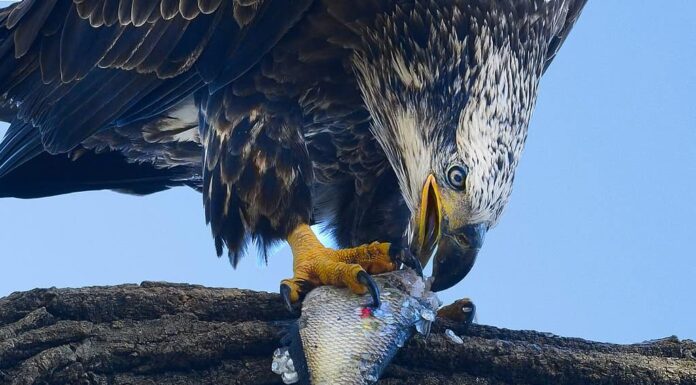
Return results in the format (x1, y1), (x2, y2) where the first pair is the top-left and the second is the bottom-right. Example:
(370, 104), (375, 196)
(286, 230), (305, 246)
(413, 174), (442, 268)
(410, 174), (486, 292)
(430, 223), (486, 292)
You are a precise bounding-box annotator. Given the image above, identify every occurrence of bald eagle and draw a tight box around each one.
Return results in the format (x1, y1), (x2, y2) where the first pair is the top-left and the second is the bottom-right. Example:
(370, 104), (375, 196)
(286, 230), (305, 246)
(0, 0), (586, 307)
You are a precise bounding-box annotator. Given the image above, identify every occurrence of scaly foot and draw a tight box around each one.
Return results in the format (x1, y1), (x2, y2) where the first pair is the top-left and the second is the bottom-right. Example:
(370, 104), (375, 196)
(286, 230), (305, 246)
(280, 224), (398, 311)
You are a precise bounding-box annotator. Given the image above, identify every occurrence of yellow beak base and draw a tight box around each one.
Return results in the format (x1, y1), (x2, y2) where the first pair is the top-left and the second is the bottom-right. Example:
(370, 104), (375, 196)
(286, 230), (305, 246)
(416, 174), (442, 267)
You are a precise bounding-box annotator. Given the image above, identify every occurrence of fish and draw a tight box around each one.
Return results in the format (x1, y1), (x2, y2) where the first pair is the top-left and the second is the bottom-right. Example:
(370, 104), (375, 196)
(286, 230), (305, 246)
(272, 268), (440, 385)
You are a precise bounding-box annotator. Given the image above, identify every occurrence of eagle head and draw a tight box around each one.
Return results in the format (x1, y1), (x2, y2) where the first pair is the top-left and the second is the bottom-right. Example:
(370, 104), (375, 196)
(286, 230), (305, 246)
(353, 2), (549, 291)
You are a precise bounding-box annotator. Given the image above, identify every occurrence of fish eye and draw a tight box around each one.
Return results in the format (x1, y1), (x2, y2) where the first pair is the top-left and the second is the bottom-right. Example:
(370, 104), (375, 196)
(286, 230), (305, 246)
(447, 164), (468, 190)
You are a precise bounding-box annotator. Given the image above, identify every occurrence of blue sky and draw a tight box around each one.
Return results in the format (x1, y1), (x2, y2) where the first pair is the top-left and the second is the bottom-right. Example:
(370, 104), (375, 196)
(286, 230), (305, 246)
(0, 2), (694, 344)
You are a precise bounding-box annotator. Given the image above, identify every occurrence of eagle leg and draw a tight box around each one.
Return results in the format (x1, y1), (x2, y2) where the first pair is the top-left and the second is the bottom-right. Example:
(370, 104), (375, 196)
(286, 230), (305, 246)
(280, 224), (398, 311)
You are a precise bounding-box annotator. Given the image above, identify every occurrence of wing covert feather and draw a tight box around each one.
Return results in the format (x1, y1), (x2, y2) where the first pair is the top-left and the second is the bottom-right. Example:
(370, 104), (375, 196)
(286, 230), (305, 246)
(0, 0), (312, 167)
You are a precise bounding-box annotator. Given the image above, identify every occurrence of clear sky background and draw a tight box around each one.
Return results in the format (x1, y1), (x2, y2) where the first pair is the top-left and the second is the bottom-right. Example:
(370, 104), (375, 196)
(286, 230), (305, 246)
(0, 2), (694, 344)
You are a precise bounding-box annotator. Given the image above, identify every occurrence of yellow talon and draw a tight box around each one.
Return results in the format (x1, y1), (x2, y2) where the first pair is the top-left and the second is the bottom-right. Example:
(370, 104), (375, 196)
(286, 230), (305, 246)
(280, 224), (396, 310)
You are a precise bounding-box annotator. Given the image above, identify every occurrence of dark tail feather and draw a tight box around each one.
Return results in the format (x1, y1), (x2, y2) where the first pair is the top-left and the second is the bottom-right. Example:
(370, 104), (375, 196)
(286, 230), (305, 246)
(0, 149), (199, 199)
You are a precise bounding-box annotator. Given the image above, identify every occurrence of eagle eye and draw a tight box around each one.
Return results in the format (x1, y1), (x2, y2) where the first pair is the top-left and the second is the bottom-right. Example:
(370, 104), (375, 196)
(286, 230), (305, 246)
(447, 165), (468, 190)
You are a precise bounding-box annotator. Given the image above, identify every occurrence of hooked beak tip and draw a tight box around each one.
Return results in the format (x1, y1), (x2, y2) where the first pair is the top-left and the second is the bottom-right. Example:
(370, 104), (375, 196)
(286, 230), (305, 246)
(430, 223), (487, 292)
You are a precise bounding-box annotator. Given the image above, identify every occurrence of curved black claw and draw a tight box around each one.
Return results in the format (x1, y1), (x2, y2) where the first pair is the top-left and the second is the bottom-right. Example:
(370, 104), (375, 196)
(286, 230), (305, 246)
(356, 270), (381, 308)
(461, 300), (476, 326)
(390, 245), (423, 277)
(279, 283), (295, 313)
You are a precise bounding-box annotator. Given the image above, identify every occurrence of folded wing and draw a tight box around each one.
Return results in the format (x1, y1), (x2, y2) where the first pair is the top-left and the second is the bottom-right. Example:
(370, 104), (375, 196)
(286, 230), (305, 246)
(0, 0), (312, 177)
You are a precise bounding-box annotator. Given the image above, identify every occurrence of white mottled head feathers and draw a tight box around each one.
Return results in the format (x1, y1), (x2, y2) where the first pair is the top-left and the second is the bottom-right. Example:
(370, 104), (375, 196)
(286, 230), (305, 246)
(353, 0), (562, 228)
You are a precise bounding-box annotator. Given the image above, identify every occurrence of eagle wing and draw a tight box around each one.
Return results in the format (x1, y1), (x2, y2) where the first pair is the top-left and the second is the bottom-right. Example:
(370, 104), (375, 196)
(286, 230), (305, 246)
(543, 0), (588, 73)
(0, 0), (312, 176)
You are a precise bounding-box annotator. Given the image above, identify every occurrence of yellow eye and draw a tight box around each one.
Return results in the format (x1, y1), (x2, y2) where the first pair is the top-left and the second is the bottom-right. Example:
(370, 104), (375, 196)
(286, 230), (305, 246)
(447, 165), (468, 190)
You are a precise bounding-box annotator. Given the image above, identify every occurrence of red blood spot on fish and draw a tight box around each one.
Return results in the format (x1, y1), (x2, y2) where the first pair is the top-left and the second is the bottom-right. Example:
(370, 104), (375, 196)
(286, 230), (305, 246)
(360, 307), (373, 318)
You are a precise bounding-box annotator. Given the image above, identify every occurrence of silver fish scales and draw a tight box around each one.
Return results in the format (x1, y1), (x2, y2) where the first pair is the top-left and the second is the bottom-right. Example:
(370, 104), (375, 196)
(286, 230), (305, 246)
(273, 268), (440, 385)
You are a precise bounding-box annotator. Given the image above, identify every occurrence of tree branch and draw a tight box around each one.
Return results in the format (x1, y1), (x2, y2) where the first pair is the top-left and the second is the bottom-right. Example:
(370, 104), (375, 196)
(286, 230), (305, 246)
(0, 282), (694, 385)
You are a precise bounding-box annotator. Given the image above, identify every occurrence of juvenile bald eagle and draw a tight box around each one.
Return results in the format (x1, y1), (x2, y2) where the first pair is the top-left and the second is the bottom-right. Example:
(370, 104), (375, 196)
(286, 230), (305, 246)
(0, 0), (586, 306)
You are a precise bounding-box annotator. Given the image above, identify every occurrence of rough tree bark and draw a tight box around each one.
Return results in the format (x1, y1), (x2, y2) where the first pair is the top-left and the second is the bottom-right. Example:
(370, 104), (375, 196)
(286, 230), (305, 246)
(0, 282), (694, 385)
